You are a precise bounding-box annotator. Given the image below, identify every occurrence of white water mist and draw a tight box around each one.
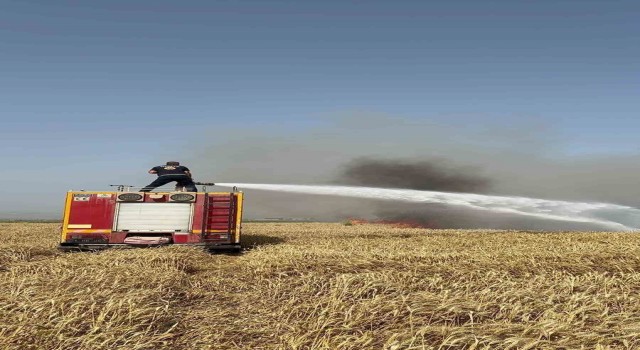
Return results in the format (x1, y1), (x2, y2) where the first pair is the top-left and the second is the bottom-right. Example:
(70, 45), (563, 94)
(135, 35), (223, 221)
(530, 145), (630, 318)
(216, 183), (640, 231)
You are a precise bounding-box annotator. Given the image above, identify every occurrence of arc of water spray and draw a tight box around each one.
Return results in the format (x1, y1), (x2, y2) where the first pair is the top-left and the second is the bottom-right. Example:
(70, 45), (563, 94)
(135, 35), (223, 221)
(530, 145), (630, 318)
(216, 183), (640, 231)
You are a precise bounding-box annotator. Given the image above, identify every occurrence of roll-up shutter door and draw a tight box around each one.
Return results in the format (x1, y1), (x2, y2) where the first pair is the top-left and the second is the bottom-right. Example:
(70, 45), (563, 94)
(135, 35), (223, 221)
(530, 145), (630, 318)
(116, 203), (192, 232)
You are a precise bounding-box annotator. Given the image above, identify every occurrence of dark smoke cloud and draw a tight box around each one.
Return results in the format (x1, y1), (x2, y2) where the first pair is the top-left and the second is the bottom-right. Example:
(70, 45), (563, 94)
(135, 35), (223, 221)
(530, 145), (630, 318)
(335, 157), (579, 229)
(338, 158), (491, 193)
(336, 157), (497, 228)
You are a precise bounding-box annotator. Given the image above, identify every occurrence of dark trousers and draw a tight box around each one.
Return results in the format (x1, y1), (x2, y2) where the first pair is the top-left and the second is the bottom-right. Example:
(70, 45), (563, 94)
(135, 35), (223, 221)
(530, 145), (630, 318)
(140, 175), (198, 192)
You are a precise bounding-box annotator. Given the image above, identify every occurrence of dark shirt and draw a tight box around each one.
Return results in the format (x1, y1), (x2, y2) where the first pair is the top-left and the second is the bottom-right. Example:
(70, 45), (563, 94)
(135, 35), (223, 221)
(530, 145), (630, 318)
(151, 165), (190, 176)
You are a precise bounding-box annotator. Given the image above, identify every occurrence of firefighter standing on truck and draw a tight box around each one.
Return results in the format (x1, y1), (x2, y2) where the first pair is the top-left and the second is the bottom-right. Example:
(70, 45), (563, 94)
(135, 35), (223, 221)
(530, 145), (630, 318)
(140, 161), (198, 192)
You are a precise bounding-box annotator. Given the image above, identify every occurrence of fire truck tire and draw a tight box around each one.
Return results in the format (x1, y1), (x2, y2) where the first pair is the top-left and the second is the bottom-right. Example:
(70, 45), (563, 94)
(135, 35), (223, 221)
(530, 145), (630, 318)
(207, 244), (242, 254)
(58, 244), (110, 252)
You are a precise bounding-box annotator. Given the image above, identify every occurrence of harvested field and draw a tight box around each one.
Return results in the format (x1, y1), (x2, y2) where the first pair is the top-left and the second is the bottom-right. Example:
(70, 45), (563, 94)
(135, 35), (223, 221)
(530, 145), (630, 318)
(1, 222), (640, 349)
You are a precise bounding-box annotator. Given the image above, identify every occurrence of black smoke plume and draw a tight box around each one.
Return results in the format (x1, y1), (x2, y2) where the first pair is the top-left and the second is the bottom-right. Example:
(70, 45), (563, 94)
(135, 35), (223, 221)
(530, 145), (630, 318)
(338, 158), (529, 229)
(338, 158), (492, 193)
(336, 158), (609, 230)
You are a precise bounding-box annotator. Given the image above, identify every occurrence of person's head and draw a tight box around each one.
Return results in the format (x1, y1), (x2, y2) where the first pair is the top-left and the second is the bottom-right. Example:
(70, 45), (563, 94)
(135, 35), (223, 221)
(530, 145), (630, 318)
(166, 161), (180, 166)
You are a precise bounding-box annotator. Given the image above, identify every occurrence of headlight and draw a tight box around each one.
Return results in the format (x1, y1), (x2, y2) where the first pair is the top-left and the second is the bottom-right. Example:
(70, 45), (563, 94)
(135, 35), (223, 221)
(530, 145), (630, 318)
(117, 193), (144, 202)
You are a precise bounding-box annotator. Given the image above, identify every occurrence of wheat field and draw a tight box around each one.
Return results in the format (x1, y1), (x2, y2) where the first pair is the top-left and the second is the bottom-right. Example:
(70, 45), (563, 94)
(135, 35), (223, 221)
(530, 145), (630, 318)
(1, 222), (640, 349)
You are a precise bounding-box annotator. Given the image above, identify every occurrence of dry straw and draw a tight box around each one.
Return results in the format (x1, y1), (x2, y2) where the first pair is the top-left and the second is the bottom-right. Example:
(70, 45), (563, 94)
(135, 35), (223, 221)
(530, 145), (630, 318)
(1, 222), (640, 349)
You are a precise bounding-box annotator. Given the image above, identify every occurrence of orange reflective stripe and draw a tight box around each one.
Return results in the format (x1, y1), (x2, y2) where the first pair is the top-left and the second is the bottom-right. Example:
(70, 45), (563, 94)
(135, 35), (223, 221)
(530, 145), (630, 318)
(60, 192), (73, 242)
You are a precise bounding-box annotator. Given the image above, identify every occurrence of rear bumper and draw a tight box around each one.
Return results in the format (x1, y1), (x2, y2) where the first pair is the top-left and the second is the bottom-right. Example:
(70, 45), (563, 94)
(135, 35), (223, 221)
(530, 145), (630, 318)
(58, 242), (242, 252)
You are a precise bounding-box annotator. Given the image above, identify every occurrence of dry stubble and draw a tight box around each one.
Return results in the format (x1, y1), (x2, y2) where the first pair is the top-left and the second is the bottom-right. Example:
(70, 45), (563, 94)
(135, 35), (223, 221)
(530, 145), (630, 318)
(1, 222), (640, 349)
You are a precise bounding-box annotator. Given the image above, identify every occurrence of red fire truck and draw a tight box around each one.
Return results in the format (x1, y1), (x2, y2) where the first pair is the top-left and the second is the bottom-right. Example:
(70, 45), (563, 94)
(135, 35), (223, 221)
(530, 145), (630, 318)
(59, 186), (243, 252)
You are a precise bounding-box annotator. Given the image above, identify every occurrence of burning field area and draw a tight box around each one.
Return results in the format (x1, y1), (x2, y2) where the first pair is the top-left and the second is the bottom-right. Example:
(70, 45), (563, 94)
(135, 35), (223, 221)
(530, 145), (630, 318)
(2, 223), (640, 349)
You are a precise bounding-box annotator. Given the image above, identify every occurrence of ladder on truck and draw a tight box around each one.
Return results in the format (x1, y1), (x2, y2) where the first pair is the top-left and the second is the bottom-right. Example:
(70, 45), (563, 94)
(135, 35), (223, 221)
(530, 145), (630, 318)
(202, 193), (237, 242)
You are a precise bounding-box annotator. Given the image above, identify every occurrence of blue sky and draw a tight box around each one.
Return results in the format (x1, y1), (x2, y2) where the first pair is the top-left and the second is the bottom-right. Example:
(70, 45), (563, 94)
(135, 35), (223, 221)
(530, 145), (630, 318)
(1, 0), (639, 217)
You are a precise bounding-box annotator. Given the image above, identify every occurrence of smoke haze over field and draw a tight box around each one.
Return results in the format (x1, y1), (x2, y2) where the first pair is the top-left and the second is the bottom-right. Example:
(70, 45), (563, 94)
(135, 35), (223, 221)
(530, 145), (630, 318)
(181, 114), (640, 230)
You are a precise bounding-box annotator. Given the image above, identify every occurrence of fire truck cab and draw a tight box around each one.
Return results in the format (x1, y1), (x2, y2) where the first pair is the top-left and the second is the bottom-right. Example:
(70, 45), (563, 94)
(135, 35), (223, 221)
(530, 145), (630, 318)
(59, 188), (243, 252)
